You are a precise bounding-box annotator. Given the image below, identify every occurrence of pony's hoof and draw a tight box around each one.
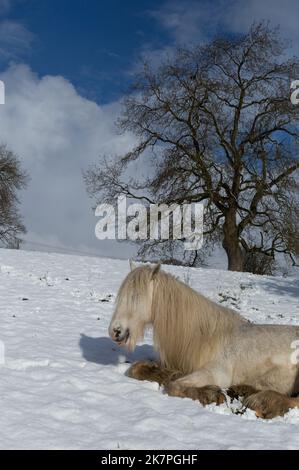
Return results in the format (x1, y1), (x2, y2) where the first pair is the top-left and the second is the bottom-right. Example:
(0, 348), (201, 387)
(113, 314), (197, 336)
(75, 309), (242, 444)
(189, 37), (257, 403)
(126, 361), (183, 386)
(165, 383), (226, 406)
(126, 361), (161, 381)
(196, 385), (226, 405)
(243, 390), (292, 419)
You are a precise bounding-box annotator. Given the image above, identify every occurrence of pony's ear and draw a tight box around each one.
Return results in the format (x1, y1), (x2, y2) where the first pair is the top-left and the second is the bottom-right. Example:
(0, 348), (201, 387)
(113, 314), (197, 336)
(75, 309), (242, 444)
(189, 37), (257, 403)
(151, 263), (161, 279)
(129, 259), (136, 271)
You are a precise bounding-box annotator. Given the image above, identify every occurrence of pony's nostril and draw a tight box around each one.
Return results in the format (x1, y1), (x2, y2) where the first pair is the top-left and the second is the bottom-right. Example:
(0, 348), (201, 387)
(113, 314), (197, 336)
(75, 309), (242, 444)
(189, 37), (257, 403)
(113, 327), (121, 338)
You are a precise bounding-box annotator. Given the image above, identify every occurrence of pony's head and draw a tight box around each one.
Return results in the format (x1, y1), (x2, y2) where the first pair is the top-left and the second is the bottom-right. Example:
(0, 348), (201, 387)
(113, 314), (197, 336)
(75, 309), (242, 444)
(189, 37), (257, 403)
(109, 262), (161, 350)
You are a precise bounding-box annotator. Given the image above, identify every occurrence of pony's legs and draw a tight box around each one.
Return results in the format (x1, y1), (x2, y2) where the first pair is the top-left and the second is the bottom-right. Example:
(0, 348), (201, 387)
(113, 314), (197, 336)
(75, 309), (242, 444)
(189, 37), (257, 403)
(243, 390), (299, 419)
(127, 363), (299, 415)
(126, 361), (183, 386)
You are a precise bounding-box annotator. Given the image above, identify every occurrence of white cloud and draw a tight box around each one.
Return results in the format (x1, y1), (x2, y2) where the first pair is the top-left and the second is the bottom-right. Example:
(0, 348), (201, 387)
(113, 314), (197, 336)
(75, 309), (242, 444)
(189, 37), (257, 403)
(0, 20), (33, 59)
(0, 63), (136, 257)
(150, 0), (299, 54)
(228, 0), (299, 34)
(149, 0), (221, 45)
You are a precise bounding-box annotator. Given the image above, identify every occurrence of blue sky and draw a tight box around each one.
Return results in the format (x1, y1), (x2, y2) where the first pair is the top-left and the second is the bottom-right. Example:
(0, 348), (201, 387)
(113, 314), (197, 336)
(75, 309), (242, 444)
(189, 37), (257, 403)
(0, 0), (298, 258)
(0, 0), (172, 103)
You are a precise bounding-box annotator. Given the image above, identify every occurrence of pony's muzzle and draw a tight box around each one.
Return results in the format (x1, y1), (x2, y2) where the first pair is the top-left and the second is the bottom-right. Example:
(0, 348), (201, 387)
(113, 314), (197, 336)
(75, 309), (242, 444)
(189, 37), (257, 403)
(110, 326), (130, 345)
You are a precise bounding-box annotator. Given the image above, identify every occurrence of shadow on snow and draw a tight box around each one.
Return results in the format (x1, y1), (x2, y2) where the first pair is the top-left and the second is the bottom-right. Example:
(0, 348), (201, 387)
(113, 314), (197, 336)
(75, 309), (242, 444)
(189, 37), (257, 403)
(79, 334), (156, 365)
(259, 277), (299, 300)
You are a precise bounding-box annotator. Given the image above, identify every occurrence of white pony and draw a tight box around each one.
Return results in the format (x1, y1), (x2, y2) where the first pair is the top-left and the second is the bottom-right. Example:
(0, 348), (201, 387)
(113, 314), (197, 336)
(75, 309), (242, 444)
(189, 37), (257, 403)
(109, 263), (299, 418)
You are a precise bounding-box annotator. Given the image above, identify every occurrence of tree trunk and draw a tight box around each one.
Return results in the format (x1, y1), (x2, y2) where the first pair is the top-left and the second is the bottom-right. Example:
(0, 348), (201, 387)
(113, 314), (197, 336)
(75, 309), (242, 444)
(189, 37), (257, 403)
(222, 210), (244, 272)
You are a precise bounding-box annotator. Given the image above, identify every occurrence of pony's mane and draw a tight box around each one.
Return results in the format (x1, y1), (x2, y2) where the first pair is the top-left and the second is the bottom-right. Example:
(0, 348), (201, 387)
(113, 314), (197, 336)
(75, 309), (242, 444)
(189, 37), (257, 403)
(149, 267), (245, 373)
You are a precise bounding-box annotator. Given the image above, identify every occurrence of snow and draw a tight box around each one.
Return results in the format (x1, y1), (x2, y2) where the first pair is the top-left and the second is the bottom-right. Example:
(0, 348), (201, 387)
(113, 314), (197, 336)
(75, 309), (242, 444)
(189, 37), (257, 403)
(0, 248), (298, 450)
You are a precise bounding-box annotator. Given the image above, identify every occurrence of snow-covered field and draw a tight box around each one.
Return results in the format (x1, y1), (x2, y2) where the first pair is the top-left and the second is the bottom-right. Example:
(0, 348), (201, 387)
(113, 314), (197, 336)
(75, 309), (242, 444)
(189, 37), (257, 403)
(0, 248), (298, 450)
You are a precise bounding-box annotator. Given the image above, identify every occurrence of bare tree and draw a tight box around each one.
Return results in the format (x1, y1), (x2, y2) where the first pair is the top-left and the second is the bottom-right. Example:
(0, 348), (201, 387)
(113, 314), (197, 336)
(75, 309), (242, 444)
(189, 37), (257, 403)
(281, 196), (299, 262)
(85, 23), (299, 271)
(0, 144), (28, 247)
